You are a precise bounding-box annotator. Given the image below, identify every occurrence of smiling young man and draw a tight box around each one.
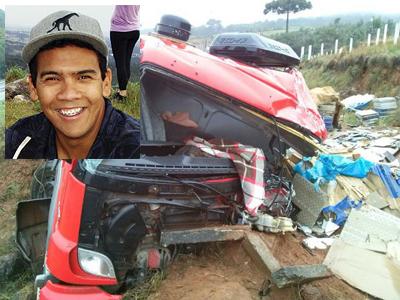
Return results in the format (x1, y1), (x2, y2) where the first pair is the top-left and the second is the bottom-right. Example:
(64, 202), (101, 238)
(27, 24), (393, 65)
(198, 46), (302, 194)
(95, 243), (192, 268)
(5, 11), (140, 159)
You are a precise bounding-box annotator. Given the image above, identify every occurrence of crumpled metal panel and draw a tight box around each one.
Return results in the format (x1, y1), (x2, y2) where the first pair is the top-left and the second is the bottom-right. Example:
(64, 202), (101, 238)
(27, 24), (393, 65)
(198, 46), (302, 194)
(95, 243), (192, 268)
(140, 35), (327, 140)
(292, 174), (329, 227)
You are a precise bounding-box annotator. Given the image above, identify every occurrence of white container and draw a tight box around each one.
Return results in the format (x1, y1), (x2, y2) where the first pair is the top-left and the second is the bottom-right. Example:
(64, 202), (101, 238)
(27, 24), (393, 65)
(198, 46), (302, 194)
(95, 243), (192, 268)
(355, 109), (379, 125)
(373, 97), (398, 115)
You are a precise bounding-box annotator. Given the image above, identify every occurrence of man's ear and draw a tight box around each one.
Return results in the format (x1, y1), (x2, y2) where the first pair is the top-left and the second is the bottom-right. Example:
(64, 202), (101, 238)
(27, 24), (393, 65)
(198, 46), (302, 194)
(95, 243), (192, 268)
(102, 68), (112, 98)
(27, 75), (39, 101)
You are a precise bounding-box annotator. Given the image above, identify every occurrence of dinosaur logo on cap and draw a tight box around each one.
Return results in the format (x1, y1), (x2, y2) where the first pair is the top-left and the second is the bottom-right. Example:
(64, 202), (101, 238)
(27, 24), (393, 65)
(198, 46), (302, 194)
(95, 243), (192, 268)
(47, 13), (79, 33)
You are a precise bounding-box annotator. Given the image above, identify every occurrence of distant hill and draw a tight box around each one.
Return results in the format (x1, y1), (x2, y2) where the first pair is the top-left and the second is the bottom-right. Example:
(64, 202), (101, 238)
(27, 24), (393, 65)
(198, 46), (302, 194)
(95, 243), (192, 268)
(196, 14), (400, 37)
(141, 13), (400, 38)
(1, 9), (5, 79)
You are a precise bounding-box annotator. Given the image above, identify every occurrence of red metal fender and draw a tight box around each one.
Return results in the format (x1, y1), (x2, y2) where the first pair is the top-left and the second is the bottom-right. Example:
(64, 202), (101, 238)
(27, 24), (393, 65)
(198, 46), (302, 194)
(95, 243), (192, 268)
(39, 280), (122, 300)
(46, 160), (117, 285)
(140, 35), (327, 140)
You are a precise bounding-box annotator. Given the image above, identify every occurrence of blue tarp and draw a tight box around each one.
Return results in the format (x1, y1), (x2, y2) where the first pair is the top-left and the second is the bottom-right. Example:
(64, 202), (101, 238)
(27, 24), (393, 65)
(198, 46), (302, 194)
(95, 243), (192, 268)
(371, 165), (400, 199)
(322, 196), (362, 226)
(294, 154), (375, 189)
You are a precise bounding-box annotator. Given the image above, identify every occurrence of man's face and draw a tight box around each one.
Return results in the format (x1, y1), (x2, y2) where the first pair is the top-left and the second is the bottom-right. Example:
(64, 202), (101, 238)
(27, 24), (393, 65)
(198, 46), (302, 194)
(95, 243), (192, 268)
(28, 45), (111, 142)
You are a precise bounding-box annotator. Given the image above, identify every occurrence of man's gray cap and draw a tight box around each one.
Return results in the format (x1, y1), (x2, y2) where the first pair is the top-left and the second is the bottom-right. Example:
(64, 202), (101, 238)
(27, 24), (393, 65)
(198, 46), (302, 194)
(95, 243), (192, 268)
(22, 10), (108, 63)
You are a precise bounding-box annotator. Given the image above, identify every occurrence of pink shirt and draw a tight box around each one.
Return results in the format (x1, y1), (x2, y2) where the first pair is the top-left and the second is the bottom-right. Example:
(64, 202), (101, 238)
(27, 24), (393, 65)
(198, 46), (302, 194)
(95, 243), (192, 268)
(110, 5), (140, 32)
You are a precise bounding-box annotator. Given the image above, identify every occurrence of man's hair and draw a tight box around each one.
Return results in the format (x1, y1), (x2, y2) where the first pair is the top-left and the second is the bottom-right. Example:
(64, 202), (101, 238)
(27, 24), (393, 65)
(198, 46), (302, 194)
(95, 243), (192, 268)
(28, 39), (107, 87)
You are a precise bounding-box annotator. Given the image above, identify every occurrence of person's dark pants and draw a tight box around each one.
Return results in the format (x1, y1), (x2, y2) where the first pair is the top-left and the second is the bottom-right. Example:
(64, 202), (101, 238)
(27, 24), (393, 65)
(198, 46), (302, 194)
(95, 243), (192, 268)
(110, 30), (140, 91)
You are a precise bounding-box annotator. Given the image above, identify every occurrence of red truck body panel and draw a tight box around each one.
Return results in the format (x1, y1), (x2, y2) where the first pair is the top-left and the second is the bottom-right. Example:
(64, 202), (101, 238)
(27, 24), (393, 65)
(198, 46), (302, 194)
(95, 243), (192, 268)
(140, 35), (327, 140)
(46, 161), (117, 285)
(39, 281), (122, 300)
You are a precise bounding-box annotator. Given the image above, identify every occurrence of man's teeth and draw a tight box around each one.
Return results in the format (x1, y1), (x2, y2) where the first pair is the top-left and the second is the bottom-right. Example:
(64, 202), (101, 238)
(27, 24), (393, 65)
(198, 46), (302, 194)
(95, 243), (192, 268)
(59, 108), (83, 117)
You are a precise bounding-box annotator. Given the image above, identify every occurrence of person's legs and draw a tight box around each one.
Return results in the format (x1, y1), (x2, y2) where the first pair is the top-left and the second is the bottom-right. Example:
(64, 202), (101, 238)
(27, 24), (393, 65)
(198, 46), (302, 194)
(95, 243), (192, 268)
(110, 31), (129, 94)
(124, 30), (140, 92)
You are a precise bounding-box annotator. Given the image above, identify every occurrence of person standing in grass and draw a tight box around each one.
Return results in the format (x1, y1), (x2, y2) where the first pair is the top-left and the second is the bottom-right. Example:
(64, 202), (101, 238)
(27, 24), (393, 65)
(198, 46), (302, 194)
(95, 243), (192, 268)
(110, 5), (140, 101)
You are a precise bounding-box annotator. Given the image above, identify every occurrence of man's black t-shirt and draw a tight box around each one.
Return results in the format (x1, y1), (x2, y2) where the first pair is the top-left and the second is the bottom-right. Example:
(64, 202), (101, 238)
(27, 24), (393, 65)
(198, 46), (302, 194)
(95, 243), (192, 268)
(5, 99), (140, 159)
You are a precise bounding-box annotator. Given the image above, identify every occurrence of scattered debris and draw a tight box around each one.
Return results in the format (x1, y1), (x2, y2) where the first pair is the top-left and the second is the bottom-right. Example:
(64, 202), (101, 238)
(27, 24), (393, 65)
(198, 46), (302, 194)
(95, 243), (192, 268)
(341, 93), (375, 110)
(373, 97), (398, 116)
(323, 204), (400, 299)
(355, 109), (379, 125)
(271, 264), (332, 288)
(303, 237), (335, 250)
(365, 191), (388, 209)
(341, 205), (400, 250)
(250, 214), (295, 233)
(387, 241), (400, 269)
(292, 174), (329, 227)
(324, 239), (400, 300)
(323, 127), (400, 165)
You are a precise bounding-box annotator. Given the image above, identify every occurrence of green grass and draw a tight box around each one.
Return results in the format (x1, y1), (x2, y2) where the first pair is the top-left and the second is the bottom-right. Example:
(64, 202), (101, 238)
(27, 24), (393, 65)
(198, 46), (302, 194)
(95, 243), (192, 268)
(5, 101), (41, 129)
(110, 81), (140, 119)
(0, 240), (13, 257)
(5, 66), (27, 84)
(342, 110), (360, 127)
(301, 43), (400, 97)
(380, 107), (400, 127)
(0, 270), (34, 300)
(0, 182), (22, 203)
(123, 271), (165, 300)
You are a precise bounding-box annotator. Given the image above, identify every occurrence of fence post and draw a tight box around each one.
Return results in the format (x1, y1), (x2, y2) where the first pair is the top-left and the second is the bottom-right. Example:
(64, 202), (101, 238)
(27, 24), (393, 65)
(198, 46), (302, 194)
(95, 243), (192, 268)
(375, 28), (381, 45)
(320, 43), (324, 55)
(334, 39), (338, 54)
(308, 45), (312, 60)
(367, 33), (371, 47)
(300, 46), (305, 60)
(349, 38), (353, 52)
(383, 24), (388, 44)
(394, 22), (400, 45)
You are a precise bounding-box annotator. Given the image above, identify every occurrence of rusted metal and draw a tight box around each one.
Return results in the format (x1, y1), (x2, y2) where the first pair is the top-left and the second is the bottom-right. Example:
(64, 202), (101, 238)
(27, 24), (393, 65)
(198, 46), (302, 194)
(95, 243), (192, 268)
(160, 225), (250, 246)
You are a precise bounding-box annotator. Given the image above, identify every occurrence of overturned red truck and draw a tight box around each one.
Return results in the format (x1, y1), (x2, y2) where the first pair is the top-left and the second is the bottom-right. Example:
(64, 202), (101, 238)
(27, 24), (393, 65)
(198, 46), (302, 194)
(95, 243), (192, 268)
(16, 15), (327, 299)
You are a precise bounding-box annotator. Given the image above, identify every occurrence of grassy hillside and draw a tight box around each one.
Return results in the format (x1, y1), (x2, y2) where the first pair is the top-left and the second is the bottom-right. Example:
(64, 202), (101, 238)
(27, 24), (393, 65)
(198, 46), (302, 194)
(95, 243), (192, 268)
(301, 43), (400, 97)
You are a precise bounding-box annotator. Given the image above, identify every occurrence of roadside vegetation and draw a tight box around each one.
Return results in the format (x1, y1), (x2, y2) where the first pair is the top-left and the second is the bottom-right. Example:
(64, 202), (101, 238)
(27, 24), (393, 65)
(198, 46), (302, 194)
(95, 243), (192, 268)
(123, 272), (164, 300)
(301, 43), (400, 97)
(0, 160), (41, 300)
(5, 65), (26, 83)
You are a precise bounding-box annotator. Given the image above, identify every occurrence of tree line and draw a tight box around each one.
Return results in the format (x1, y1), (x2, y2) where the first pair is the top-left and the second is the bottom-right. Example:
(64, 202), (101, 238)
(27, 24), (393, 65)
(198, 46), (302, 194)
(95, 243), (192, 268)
(270, 17), (399, 56)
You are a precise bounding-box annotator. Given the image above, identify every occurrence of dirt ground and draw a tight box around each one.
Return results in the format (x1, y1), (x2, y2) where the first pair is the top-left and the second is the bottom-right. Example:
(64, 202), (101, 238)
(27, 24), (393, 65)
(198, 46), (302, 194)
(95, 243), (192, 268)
(148, 232), (372, 300)
(149, 242), (264, 300)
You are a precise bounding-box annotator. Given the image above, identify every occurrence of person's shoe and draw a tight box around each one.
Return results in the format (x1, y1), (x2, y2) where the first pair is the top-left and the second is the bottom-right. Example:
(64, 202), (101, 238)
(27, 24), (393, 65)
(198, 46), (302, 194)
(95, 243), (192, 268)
(114, 92), (127, 102)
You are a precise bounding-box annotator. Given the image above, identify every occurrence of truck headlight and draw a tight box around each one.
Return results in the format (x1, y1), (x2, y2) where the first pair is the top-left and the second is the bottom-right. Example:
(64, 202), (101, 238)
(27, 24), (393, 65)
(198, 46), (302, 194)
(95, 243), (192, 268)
(78, 248), (116, 278)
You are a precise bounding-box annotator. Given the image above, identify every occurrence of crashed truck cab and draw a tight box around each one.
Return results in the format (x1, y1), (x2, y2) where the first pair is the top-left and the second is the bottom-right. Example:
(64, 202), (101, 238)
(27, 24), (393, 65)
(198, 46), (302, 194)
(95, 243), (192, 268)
(141, 15), (326, 156)
(16, 15), (327, 299)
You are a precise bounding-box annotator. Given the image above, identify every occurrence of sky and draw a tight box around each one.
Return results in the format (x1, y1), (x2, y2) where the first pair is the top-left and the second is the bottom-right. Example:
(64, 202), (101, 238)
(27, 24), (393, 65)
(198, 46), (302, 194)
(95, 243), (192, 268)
(4, 0), (400, 32)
